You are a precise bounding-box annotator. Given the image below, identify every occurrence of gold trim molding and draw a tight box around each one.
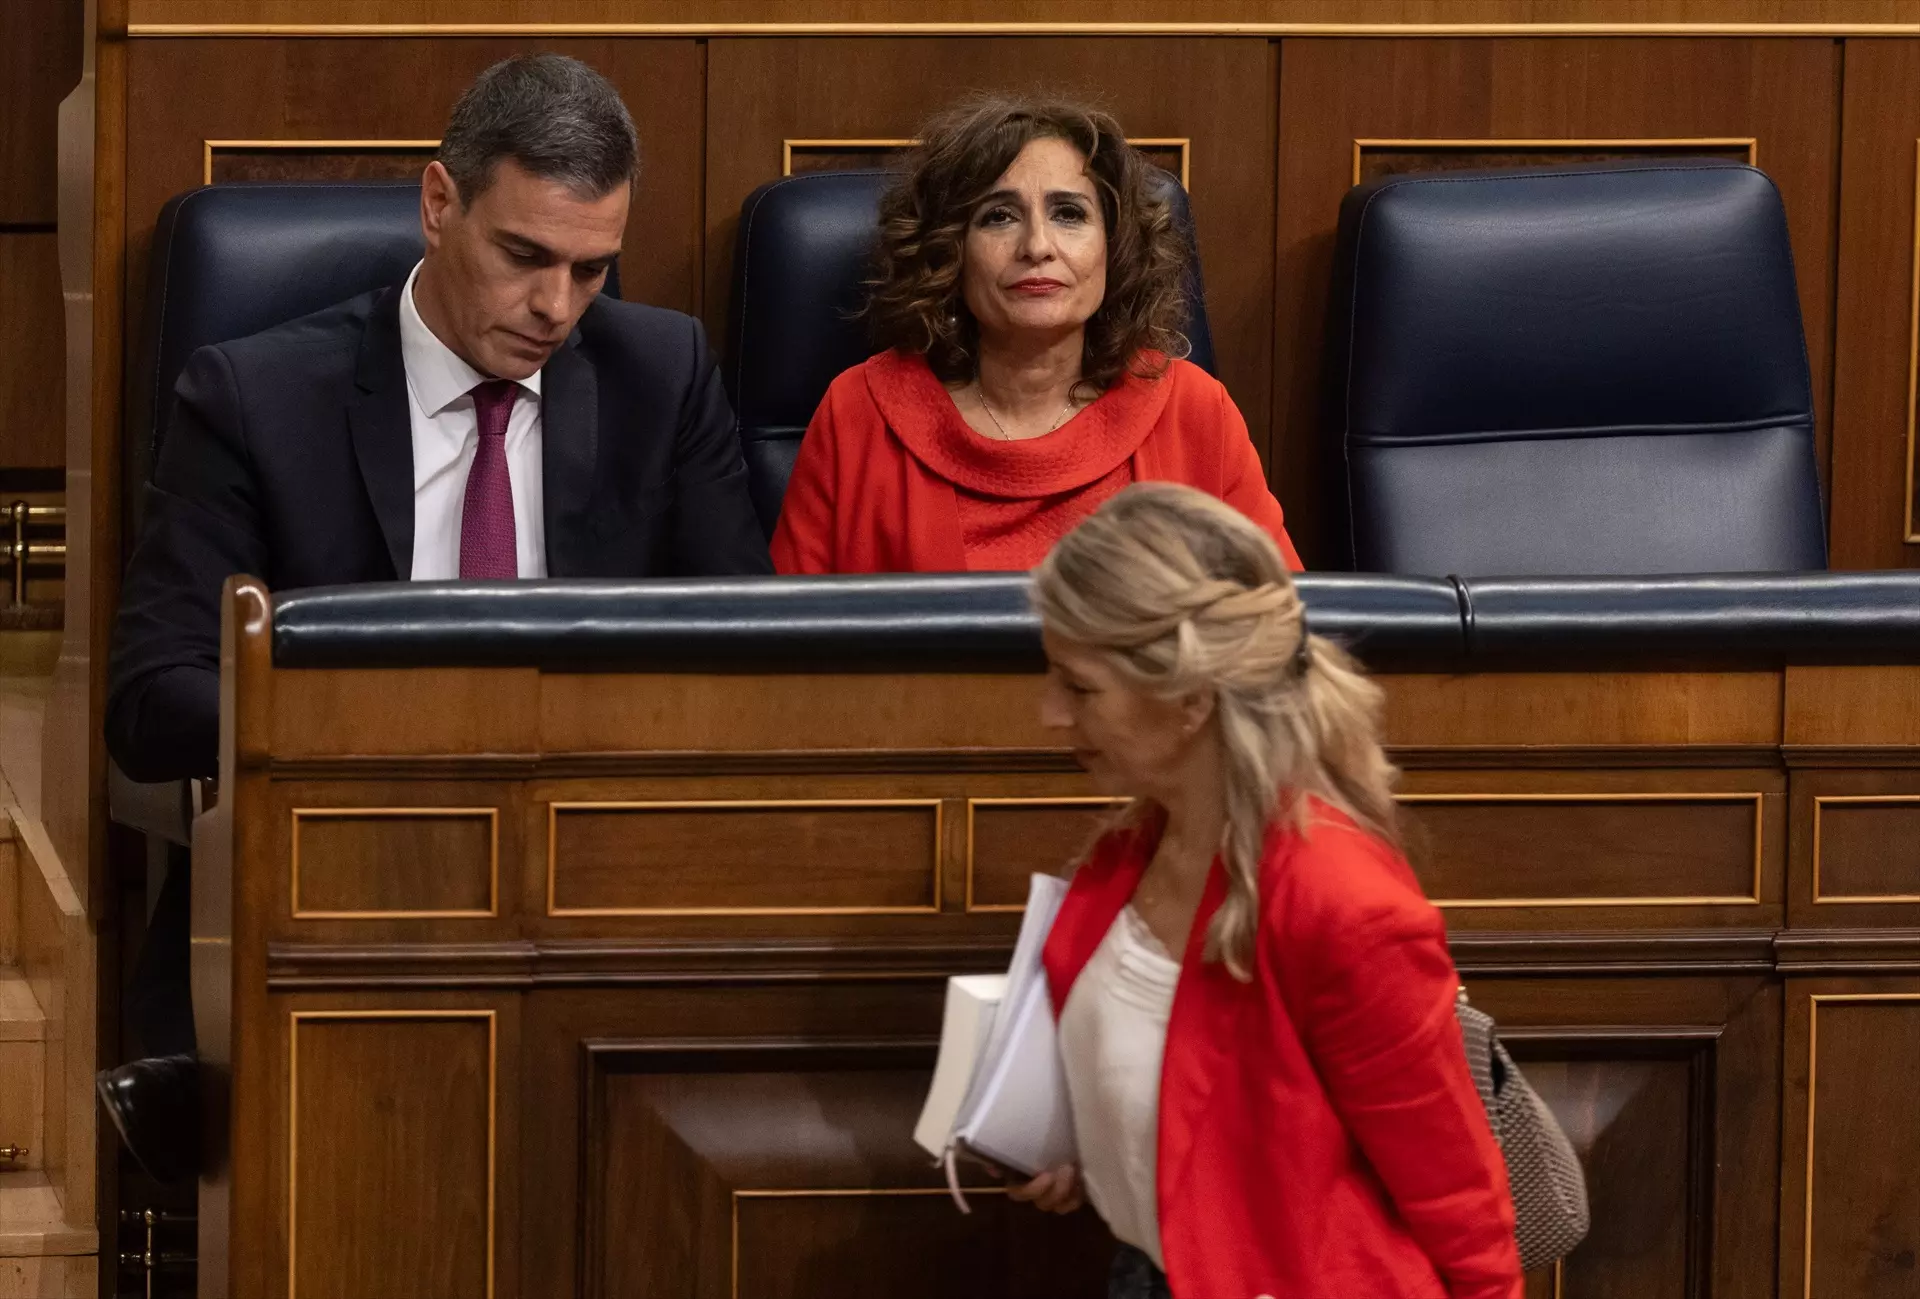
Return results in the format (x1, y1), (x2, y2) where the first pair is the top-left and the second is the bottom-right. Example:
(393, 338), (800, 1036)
(288, 1009), (498, 1299)
(1399, 791), (1766, 907)
(289, 806), (500, 920)
(1351, 136), (1757, 186)
(784, 136), (1190, 188)
(128, 22), (1920, 38)
(546, 798), (945, 917)
(1905, 137), (1920, 544)
(203, 137), (440, 186)
(1810, 794), (1920, 903)
(962, 795), (1128, 913)
(1800, 992), (1920, 1299)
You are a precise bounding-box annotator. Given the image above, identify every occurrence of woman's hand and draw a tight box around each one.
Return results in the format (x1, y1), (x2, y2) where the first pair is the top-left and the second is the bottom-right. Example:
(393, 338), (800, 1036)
(1005, 1163), (1084, 1214)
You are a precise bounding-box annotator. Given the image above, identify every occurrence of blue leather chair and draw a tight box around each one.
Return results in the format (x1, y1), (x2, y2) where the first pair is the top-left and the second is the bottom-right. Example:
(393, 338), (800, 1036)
(1328, 159), (1826, 575)
(725, 168), (1217, 536)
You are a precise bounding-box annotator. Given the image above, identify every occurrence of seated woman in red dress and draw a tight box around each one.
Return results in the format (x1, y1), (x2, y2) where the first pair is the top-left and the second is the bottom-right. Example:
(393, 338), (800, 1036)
(769, 94), (1301, 574)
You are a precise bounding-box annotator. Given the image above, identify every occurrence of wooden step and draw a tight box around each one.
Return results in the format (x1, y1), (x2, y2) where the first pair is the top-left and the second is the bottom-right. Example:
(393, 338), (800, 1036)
(0, 1173), (89, 1257)
(0, 972), (42, 1181)
(0, 817), (16, 968)
(0, 1252), (97, 1299)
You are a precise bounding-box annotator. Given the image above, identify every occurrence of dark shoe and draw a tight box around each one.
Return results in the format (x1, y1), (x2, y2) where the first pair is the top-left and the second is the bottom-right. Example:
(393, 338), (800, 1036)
(96, 1054), (200, 1184)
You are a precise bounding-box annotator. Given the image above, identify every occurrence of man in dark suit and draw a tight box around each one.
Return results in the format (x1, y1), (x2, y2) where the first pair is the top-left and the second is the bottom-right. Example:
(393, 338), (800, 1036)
(100, 53), (771, 1180)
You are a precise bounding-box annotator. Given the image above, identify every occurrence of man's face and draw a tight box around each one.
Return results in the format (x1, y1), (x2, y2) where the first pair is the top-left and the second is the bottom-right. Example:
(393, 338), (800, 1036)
(416, 157), (628, 380)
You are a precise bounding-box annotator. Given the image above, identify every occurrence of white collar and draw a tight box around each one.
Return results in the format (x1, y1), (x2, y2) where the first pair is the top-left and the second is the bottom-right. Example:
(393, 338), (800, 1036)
(398, 260), (543, 417)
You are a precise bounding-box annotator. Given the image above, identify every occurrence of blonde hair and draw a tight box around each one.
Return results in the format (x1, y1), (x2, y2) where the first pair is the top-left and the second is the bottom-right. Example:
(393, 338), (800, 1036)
(1030, 482), (1401, 980)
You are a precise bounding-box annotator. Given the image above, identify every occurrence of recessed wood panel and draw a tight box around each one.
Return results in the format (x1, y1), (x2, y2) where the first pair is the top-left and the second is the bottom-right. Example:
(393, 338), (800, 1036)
(1829, 41), (1920, 569)
(706, 37), (1278, 458)
(0, 0), (81, 223)
(291, 808), (497, 918)
(1276, 37), (1839, 564)
(206, 140), (437, 184)
(0, 233), (66, 470)
(733, 1191), (1107, 1299)
(1403, 793), (1763, 905)
(1813, 797), (1920, 903)
(1354, 136), (1753, 184)
(290, 1012), (495, 1299)
(590, 1048), (1111, 1299)
(548, 800), (943, 915)
(965, 798), (1126, 910)
(1515, 1047), (1704, 1298)
(783, 137), (1189, 187)
(1800, 996), (1920, 1299)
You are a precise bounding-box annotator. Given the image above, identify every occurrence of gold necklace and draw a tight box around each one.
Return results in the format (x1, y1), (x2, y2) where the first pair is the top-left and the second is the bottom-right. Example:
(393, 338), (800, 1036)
(975, 384), (1077, 441)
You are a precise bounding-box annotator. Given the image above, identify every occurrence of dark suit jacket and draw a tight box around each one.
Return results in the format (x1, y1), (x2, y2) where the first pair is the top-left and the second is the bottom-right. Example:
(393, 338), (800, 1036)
(108, 284), (773, 782)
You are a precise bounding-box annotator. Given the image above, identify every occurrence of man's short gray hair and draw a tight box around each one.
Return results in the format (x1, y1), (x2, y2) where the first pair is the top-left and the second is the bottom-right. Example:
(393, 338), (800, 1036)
(438, 54), (638, 204)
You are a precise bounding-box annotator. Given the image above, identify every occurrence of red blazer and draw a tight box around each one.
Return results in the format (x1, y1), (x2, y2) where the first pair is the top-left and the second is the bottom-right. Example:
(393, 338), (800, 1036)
(1043, 805), (1523, 1299)
(771, 350), (1302, 573)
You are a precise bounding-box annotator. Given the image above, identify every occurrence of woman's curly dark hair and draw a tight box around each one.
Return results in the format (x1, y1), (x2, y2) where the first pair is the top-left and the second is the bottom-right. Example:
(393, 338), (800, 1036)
(865, 93), (1191, 396)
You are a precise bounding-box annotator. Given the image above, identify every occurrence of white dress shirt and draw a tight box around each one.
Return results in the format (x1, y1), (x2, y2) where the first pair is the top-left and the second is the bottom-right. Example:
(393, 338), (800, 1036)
(398, 260), (548, 579)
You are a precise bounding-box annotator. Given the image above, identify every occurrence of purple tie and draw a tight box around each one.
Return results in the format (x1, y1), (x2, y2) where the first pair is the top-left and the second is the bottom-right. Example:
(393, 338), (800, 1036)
(459, 379), (519, 580)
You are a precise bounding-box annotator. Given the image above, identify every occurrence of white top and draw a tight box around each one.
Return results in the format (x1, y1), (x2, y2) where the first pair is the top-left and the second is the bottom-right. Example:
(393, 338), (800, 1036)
(398, 260), (548, 579)
(1057, 904), (1182, 1269)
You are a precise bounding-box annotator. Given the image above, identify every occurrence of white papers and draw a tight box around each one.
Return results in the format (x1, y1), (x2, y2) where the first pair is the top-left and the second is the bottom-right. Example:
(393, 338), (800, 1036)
(916, 873), (1078, 1210)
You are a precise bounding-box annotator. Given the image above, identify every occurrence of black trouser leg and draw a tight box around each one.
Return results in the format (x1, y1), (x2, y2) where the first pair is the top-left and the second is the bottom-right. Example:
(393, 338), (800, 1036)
(125, 853), (195, 1059)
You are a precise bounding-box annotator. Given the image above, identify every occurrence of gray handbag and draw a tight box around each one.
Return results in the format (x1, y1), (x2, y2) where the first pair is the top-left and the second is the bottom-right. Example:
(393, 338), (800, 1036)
(1456, 991), (1591, 1271)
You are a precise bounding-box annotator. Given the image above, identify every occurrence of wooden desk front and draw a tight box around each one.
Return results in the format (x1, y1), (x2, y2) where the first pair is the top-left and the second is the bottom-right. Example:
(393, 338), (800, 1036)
(194, 585), (1920, 1299)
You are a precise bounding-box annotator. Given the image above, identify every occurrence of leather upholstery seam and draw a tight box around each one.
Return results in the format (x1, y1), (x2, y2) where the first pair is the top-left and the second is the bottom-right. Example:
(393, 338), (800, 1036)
(1349, 414), (1814, 448)
(1448, 575), (1475, 656)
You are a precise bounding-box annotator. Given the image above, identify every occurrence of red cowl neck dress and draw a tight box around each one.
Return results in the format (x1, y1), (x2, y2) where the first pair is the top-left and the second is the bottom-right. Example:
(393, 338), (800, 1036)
(770, 349), (1302, 573)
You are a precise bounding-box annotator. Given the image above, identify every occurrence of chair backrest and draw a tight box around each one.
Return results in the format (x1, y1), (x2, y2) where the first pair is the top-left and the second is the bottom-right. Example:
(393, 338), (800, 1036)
(127, 180), (622, 536)
(725, 168), (1217, 536)
(1328, 159), (1826, 575)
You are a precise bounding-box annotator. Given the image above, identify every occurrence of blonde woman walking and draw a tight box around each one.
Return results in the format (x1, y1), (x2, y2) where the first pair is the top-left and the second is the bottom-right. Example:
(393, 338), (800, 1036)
(1014, 482), (1521, 1299)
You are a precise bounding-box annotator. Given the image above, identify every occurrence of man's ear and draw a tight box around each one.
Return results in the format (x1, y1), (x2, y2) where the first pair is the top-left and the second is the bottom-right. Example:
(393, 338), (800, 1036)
(420, 160), (459, 251)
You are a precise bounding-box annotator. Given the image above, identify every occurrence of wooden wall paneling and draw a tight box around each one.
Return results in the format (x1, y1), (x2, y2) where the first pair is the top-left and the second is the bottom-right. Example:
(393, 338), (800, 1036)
(1784, 664), (1920, 748)
(0, 0), (80, 472)
(1380, 670), (1783, 748)
(702, 37), (1281, 458)
(265, 778), (526, 938)
(0, 234), (68, 469)
(1828, 38), (1920, 568)
(1398, 764), (1786, 928)
(268, 666), (541, 760)
(1780, 980), (1920, 1299)
(114, 0), (1920, 31)
(539, 670), (1055, 753)
(0, 0), (84, 226)
(121, 35), (707, 419)
(517, 983), (1111, 1299)
(548, 798), (944, 915)
(964, 796), (1128, 910)
(1468, 974), (1781, 1299)
(1274, 38), (1841, 565)
(1788, 768), (1920, 929)
(276, 993), (521, 1299)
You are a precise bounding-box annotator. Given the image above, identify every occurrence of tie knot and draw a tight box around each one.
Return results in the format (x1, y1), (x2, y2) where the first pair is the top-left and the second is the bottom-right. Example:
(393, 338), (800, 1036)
(471, 379), (519, 440)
